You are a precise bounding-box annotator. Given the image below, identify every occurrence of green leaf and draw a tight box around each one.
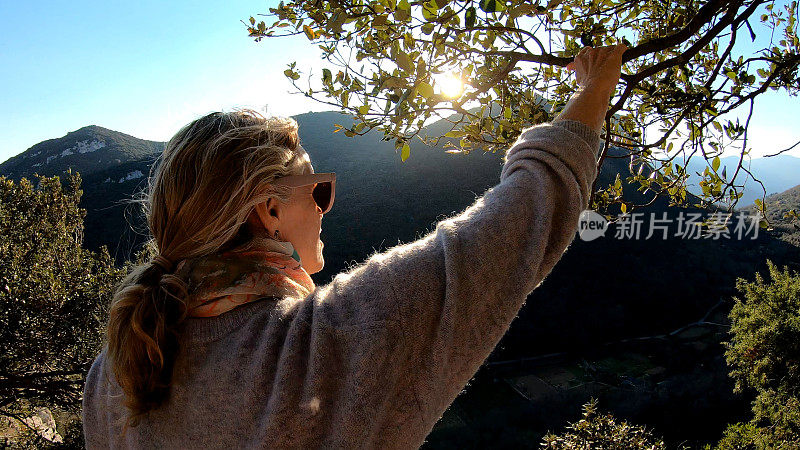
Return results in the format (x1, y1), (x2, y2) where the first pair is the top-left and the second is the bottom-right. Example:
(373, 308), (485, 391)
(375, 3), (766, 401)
(372, 15), (388, 27)
(396, 51), (414, 73)
(712, 156), (720, 172)
(417, 81), (434, 98)
(359, 105), (370, 115)
(422, 0), (439, 21)
(284, 68), (300, 80)
(479, 0), (505, 13)
(395, 0), (411, 21)
(401, 143), (411, 161)
(465, 6), (477, 28)
(322, 68), (332, 84)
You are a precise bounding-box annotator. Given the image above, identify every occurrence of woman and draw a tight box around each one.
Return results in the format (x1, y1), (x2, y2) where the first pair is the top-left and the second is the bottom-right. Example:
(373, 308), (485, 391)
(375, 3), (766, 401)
(82, 44), (627, 448)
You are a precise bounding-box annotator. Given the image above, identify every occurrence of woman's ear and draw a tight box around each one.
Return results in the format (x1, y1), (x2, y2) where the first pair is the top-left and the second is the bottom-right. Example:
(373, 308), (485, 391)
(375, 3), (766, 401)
(253, 198), (279, 229)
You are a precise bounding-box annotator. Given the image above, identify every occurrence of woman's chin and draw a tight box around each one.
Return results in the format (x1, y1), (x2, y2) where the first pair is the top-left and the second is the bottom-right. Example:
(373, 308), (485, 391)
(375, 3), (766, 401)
(307, 260), (323, 275)
(305, 251), (323, 274)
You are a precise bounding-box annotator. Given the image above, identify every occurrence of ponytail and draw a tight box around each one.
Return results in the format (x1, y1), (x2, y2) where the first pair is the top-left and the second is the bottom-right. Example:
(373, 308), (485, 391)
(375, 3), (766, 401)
(105, 255), (188, 437)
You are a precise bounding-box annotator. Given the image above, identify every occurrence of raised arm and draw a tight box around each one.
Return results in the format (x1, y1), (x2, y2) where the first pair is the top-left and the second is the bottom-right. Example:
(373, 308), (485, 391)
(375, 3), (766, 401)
(304, 117), (600, 437)
(274, 45), (627, 447)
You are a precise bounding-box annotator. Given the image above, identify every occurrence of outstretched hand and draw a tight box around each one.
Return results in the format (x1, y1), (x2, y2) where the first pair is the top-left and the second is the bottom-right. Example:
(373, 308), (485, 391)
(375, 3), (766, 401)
(566, 43), (628, 96)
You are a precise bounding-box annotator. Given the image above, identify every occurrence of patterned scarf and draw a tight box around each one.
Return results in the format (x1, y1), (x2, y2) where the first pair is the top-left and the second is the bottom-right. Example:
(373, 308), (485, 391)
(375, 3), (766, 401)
(173, 231), (316, 318)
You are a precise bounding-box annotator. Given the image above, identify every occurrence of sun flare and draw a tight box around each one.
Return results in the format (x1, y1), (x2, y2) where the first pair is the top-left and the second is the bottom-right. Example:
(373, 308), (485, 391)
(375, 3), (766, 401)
(434, 72), (466, 98)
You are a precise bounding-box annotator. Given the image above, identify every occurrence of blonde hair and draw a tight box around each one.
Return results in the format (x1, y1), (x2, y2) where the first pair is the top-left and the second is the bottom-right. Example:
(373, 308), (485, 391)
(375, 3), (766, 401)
(104, 109), (307, 435)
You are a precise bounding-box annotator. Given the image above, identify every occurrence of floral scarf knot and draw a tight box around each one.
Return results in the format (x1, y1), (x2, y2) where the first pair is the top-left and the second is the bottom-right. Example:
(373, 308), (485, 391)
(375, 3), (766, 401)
(173, 233), (316, 318)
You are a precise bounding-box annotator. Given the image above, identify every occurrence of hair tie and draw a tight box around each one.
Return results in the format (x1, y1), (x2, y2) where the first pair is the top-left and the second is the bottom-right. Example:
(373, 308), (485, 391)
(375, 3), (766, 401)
(159, 274), (189, 301)
(152, 254), (174, 273)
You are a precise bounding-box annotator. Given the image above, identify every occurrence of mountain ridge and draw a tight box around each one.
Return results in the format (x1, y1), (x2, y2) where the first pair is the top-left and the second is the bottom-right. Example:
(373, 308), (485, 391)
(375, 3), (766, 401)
(0, 125), (165, 181)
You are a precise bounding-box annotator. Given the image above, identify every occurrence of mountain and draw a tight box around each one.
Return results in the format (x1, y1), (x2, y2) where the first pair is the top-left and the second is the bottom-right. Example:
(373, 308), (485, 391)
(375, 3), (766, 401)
(0, 125), (164, 261)
(78, 155), (160, 259)
(740, 182), (800, 247)
(0, 125), (164, 181)
(684, 153), (800, 208)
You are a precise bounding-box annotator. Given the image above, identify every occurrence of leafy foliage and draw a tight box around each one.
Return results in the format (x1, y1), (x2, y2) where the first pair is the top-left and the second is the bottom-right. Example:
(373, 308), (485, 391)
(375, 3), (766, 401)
(245, 0), (799, 219)
(713, 421), (761, 449)
(718, 260), (800, 447)
(541, 398), (666, 449)
(0, 171), (125, 446)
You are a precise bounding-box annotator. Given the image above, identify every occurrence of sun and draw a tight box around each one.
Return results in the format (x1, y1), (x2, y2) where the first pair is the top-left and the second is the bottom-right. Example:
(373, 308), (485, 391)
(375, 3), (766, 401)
(433, 72), (466, 98)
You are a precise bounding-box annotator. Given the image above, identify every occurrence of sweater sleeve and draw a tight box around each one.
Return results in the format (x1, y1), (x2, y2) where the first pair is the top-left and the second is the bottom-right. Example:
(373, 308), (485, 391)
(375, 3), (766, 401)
(301, 119), (601, 444)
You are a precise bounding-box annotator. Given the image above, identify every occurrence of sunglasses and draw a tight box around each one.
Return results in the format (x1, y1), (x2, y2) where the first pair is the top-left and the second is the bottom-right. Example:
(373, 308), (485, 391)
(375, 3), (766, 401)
(271, 172), (336, 214)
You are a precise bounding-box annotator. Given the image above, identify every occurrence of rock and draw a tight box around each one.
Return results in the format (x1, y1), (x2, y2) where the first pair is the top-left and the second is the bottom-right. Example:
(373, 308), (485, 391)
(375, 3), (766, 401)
(22, 407), (63, 444)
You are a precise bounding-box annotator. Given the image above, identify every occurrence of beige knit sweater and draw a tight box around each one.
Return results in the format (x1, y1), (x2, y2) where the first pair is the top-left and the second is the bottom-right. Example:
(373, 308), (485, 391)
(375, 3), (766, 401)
(82, 119), (600, 449)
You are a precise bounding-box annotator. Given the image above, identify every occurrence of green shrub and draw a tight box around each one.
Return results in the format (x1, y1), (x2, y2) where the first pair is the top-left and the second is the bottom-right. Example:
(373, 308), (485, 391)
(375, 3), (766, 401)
(718, 260), (800, 448)
(541, 398), (665, 449)
(0, 172), (125, 447)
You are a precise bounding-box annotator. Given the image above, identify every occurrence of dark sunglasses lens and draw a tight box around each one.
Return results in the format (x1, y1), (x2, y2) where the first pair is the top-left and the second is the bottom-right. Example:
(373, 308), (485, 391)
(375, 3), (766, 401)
(312, 182), (332, 212)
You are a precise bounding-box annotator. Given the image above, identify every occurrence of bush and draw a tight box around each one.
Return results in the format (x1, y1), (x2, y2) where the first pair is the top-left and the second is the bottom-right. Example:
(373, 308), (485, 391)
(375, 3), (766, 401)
(541, 398), (665, 449)
(0, 172), (125, 447)
(717, 260), (800, 448)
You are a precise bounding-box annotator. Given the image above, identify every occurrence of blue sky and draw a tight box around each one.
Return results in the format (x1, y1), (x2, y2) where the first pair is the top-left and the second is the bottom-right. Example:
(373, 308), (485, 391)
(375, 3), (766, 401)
(1, 0), (798, 163)
(0, 0), (329, 163)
